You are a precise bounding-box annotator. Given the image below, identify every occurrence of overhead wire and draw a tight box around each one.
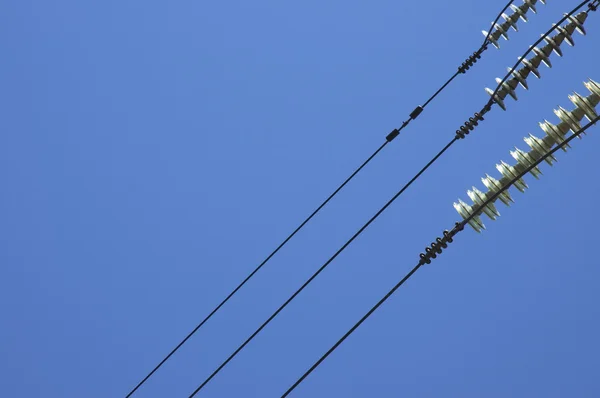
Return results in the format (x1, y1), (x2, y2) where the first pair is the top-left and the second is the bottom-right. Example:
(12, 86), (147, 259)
(280, 113), (600, 397)
(183, 2), (594, 394)
(124, 3), (521, 397)
(187, 138), (457, 397)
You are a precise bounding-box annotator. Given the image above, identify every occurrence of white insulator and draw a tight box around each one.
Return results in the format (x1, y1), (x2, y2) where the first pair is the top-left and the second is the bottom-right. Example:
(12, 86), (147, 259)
(482, 30), (500, 49)
(569, 92), (599, 121)
(509, 67), (529, 90)
(539, 120), (571, 150)
(524, 133), (556, 164)
(510, 4), (528, 22)
(482, 174), (514, 206)
(485, 87), (507, 110)
(496, 161), (528, 192)
(554, 106), (582, 132)
(510, 147), (543, 178)
(524, 0), (538, 14)
(584, 79), (600, 98)
(453, 199), (485, 232)
(496, 78), (518, 100)
(532, 46), (552, 68)
(565, 13), (586, 35)
(494, 23), (510, 40)
(484, 0), (546, 48)
(520, 57), (541, 78)
(502, 13), (519, 31)
(543, 35), (563, 57)
(468, 187), (500, 220)
(555, 25), (574, 46)
(456, 80), (600, 233)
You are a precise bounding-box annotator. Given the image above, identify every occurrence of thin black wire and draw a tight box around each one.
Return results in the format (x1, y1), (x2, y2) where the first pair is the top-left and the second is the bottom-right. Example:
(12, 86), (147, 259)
(124, 141), (387, 398)
(187, 138), (458, 397)
(125, 3), (525, 396)
(422, 71), (462, 109)
(484, 0), (593, 112)
(281, 115), (600, 397)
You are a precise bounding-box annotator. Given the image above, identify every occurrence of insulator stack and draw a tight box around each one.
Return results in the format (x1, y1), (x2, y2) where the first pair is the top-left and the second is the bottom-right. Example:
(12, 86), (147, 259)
(454, 80), (600, 232)
(485, 12), (589, 111)
(482, 0), (547, 49)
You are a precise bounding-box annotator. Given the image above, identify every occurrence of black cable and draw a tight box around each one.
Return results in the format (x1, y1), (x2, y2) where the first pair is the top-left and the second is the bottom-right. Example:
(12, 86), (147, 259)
(124, 140), (387, 398)
(281, 115), (600, 397)
(187, 138), (458, 397)
(281, 260), (425, 398)
(124, 3), (531, 396)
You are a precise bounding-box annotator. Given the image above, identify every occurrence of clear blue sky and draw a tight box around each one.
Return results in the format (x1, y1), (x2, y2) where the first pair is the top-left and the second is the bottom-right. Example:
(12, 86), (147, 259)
(2, 1), (599, 397)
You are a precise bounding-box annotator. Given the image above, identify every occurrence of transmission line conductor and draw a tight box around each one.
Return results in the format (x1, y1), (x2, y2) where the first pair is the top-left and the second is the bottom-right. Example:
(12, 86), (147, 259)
(485, 11), (590, 111)
(483, 0), (546, 49)
(454, 79), (600, 233)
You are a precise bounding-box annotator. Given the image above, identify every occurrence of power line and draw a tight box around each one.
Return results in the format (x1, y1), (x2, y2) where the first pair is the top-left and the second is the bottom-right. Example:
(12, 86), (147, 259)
(184, 4), (594, 395)
(124, 3), (525, 396)
(280, 112), (600, 397)
(182, 3), (589, 394)
(187, 138), (457, 397)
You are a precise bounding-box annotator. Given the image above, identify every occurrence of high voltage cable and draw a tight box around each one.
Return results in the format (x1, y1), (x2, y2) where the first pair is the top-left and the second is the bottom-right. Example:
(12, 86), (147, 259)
(280, 112), (600, 398)
(124, 2), (525, 396)
(182, 3), (600, 395)
(184, 3), (596, 395)
(186, 138), (457, 397)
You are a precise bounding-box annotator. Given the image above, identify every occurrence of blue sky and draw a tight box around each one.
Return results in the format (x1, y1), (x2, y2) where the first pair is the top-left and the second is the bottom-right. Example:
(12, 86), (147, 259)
(2, 1), (599, 397)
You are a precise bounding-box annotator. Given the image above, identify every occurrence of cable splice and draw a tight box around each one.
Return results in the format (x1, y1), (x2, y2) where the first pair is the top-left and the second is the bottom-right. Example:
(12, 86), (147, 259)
(455, 80), (600, 232)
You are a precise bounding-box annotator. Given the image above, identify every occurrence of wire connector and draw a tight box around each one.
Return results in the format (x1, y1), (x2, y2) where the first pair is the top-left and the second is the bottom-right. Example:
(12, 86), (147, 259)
(455, 112), (486, 139)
